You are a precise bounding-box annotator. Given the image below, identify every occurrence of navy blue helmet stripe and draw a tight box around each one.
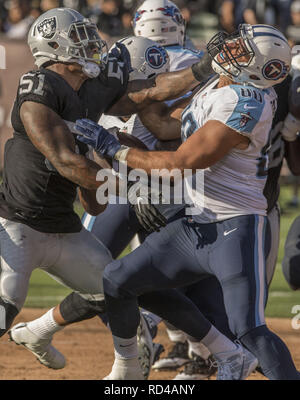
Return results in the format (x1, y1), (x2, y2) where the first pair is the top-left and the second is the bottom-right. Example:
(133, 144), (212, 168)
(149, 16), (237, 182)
(253, 31), (288, 44)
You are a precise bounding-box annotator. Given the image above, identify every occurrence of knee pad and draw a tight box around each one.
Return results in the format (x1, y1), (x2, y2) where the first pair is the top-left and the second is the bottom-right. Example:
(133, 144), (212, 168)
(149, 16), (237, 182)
(0, 298), (19, 337)
(59, 292), (106, 324)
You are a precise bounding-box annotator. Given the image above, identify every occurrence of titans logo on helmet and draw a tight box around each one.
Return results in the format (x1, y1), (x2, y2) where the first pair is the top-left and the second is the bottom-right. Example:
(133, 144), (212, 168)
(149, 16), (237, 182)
(262, 59), (288, 81)
(157, 5), (183, 25)
(145, 46), (168, 69)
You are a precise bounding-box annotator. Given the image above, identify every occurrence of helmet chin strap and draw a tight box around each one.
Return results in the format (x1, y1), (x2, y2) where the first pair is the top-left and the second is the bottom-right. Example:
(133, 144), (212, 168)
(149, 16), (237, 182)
(78, 60), (100, 78)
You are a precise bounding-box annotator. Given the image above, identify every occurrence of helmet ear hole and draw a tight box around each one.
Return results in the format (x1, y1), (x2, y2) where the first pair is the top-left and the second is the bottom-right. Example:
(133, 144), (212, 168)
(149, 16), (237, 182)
(48, 42), (59, 49)
(249, 74), (260, 81)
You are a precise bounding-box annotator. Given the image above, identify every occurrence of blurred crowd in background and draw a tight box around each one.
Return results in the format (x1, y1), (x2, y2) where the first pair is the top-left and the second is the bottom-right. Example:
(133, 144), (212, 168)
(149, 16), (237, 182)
(1, 0), (300, 47)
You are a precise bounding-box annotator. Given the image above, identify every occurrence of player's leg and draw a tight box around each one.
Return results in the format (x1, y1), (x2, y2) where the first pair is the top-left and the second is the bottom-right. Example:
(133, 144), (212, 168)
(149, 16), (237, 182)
(82, 202), (140, 259)
(209, 214), (299, 380)
(0, 218), (68, 369)
(58, 203), (140, 326)
(282, 214), (300, 290)
(168, 205), (280, 380)
(0, 217), (48, 337)
(171, 277), (234, 380)
(9, 227), (111, 369)
(266, 203), (280, 287)
(103, 217), (253, 380)
(18, 203), (140, 338)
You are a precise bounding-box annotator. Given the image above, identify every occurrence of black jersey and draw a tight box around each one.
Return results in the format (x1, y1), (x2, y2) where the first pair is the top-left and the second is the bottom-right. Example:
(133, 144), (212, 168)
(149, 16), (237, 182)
(0, 60), (128, 233)
(264, 75), (291, 212)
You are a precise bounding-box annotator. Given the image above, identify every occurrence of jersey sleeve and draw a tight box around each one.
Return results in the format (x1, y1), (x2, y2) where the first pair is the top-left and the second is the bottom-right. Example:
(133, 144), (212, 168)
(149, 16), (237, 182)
(208, 86), (266, 138)
(99, 56), (129, 112)
(17, 70), (60, 113)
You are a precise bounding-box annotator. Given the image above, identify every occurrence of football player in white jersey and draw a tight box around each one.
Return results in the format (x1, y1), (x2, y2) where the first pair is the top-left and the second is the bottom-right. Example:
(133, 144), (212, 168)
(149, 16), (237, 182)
(74, 24), (300, 380)
(133, 0), (204, 71)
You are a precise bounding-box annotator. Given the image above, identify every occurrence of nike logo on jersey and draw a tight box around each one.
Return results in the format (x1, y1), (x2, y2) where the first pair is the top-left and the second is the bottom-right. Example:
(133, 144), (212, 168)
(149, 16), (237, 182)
(244, 104), (256, 110)
(224, 228), (238, 236)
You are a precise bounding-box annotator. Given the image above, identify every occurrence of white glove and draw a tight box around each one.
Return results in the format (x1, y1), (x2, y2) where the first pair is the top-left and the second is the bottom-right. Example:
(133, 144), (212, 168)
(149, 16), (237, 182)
(281, 112), (300, 142)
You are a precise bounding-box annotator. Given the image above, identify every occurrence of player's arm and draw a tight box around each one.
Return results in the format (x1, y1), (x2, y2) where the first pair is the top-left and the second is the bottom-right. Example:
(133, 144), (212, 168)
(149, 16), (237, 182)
(282, 71), (300, 175)
(106, 53), (214, 116)
(136, 95), (191, 141)
(20, 101), (106, 214)
(124, 120), (249, 173)
(75, 118), (248, 174)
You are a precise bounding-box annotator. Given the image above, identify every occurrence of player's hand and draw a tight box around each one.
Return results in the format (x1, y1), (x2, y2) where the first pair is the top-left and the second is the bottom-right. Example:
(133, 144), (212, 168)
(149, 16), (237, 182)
(191, 51), (214, 83)
(134, 201), (167, 233)
(128, 181), (167, 233)
(75, 118), (121, 159)
(109, 42), (133, 73)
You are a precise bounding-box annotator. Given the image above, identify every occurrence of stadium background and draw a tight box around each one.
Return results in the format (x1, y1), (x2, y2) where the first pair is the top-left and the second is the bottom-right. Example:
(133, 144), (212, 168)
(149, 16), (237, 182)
(0, 0), (300, 380)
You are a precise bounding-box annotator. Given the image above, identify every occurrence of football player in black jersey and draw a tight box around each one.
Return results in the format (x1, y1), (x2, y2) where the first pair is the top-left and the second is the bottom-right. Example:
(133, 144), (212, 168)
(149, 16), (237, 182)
(0, 6), (215, 375)
(281, 54), (300, 291)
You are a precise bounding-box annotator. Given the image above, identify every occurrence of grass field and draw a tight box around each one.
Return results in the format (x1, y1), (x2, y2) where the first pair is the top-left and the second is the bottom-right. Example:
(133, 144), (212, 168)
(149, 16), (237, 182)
(24, 186), (300, 318)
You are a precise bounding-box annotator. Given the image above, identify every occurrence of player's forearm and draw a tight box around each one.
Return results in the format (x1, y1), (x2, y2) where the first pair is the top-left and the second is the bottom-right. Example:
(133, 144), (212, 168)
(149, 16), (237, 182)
(78, 187), (107, 215)
(125, 148), (184, 174)
(131, 69), (198, 107)
(138, 106), (181, 141)
(55, 154), (102, 190)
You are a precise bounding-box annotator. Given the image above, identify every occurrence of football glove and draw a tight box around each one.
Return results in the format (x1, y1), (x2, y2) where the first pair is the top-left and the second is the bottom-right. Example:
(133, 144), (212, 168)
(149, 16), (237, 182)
(75, 118), (121, 159)
(127, 181), (167, 233)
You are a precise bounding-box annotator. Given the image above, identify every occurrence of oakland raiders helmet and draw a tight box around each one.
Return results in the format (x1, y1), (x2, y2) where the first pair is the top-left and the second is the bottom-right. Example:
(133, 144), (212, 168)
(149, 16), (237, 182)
(28, 7), (108, 78)
(133, 0), (185, 47)
(207, 24), (291, 89)
(110, 36), (170, 81)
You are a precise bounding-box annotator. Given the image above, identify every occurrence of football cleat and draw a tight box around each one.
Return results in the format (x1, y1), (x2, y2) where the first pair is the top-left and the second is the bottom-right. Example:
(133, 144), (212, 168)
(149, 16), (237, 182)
(103, 357), (145, 380)
(173, 354), (217, 380)
(213, 343), (258, 380)
(137, 314), (163, 379)
(152, 341), (189, 370)
(9, 322), (65, 370)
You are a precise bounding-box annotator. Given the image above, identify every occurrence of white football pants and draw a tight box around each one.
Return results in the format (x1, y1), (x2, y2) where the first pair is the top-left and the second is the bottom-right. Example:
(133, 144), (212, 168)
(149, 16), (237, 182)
(0, 217), (112, 311)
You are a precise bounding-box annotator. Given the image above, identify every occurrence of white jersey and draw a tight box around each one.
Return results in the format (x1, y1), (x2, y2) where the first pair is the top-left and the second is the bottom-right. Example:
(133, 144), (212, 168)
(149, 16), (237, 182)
(182, 77), (277, 222)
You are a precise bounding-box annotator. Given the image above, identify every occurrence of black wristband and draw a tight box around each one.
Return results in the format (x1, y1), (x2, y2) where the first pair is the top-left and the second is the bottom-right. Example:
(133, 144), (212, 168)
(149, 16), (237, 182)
(191, 52), (214, 83)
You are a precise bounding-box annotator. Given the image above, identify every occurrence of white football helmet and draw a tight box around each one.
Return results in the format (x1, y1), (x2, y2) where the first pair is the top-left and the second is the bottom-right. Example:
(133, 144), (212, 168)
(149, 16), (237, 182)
(207, 24), (291, 89)
(28, 8), (108, 78)
(111, 36), (170, 81)
(133, 0), (185, 47)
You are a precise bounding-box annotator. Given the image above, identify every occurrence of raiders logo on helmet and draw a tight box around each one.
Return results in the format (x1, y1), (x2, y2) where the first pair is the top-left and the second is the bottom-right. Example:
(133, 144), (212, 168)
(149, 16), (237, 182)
(262, 59), (288, 81)
(37, 16), (57, 40)
(145, 46), (168, 69)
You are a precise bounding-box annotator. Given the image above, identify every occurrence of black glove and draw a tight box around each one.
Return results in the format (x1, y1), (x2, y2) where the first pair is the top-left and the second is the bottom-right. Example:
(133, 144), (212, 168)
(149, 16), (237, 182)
(191, 51), (214, 83)
(109, 42), (133, 73)
(128, 181), (167, 233)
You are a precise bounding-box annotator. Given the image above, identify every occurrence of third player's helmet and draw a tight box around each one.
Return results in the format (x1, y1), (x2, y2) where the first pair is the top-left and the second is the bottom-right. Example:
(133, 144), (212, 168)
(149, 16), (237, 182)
(207, 24), (291, 89)
(28, 7), (108, 78)
(133, 0), (185, 47)
(111, 36), (170, 80)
